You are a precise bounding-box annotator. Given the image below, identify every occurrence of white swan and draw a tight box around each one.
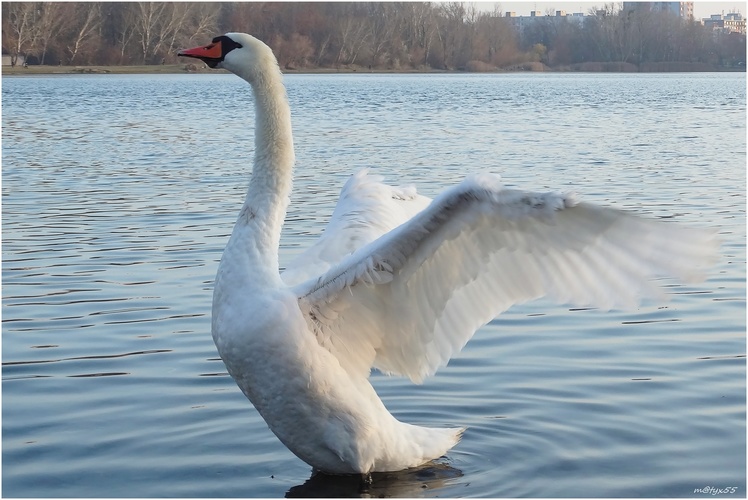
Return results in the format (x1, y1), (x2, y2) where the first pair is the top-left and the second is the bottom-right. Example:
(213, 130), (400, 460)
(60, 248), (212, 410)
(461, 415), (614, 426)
(178, 33), (718, 475)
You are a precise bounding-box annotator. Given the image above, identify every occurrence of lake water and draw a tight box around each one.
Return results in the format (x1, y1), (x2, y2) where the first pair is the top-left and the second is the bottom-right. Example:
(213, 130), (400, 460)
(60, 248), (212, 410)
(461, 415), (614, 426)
(2, 72), (745, 497)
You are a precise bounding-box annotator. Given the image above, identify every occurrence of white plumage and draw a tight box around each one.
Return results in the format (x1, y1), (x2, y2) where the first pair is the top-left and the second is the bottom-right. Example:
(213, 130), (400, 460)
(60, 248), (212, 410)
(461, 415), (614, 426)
(179, 33), (718, 475)
(281, 169), (431, 286)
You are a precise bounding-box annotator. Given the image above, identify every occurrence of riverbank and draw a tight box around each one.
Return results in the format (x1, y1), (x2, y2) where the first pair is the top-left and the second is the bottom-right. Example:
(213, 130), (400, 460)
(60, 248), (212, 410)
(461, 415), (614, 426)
(2, 61), (743, 76)
(2, 64), (189, 75)
(1, 63), (447, 76)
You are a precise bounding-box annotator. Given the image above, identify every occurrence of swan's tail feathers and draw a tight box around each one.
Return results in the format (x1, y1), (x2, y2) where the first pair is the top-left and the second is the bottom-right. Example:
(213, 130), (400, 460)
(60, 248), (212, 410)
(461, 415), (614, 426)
(367, 423), (465, 472)
(412, 425), (466, 462)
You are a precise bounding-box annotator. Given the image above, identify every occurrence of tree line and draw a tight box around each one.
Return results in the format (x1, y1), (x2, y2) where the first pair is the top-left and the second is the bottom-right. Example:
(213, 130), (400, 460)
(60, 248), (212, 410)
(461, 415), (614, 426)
(2, 2), (745, 70)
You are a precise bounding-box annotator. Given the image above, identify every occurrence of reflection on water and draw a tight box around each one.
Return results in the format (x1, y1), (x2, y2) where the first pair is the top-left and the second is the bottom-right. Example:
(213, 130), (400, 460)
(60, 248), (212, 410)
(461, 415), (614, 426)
(287, 461), (462, 498)
(2, 72), (745, 497)
(3, 349), (172, 380)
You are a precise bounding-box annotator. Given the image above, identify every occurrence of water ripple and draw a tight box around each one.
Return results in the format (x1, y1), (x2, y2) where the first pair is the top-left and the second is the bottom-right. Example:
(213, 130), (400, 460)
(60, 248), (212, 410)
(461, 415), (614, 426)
(2, 72), (744, 497)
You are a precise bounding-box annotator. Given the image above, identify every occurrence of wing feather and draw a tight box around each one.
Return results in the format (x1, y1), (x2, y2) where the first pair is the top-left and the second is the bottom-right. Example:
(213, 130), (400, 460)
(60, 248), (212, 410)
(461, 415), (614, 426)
(293, 173), (718, 382)
(281, 169), (431, 286)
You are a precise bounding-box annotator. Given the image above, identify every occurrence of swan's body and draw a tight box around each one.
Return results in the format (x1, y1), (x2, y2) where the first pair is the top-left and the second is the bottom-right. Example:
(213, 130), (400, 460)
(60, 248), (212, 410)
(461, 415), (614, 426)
(179, 33), (718, 474)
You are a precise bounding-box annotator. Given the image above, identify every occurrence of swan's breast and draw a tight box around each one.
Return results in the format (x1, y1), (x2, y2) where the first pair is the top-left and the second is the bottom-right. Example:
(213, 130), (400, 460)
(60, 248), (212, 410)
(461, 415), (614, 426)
(211, 288), (392, 472)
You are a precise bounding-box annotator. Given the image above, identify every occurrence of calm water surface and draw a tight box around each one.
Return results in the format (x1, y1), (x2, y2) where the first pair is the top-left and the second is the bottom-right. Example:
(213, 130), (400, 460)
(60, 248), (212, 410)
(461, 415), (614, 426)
(2, 72), (745, 497)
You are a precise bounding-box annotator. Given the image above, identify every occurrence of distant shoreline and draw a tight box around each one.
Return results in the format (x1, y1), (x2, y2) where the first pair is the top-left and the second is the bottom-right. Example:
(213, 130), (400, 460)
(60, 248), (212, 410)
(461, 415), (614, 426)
(2, 62), (744, 76)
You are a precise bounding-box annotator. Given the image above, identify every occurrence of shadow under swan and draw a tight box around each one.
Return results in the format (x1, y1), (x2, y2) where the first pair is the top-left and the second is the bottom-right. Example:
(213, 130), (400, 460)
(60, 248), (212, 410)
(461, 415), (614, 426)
(286, 460), (463, 498)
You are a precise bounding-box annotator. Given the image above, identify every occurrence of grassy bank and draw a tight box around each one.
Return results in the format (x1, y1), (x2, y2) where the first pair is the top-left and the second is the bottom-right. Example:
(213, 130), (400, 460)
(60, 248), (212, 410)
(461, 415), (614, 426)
(2, 62), (743, 76)
(2, 63), (455, 76)
(2, 64), (190, 75)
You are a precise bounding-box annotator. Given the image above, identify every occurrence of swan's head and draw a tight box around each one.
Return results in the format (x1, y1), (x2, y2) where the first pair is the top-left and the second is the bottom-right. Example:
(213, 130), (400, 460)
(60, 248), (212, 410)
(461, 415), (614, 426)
(178, 33), (277, 80)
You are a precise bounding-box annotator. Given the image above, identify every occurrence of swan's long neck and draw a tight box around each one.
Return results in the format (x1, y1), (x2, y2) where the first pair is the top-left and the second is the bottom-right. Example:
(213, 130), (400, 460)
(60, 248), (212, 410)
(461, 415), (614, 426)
(223, 62), (294, 288)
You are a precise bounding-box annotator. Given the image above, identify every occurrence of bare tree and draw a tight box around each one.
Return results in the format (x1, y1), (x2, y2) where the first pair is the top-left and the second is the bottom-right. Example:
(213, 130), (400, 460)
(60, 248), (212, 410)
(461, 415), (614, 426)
(472, 9), (519, 67)
(365, 3), (399, 67)
(34, 3), (72, 64)
(133, 1), (166, 64)
(331, 4), (370, 66)
(435, 2), (468, 69)
(157, 3), (192, 62)
(273, 32), (314, 68)
(3, 2), (39, 66)
(67, 2), (101, 64)
(187, 3), (219, 45)
(110, 3), (138, 64)
(586, 3), (624, 62)
(155, 3), (219, 62)
(402, 2), (438, 66)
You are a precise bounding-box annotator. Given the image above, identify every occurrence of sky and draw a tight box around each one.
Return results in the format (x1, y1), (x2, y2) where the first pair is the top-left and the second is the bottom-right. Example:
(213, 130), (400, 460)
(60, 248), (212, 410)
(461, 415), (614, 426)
(489, 1), (746, 18)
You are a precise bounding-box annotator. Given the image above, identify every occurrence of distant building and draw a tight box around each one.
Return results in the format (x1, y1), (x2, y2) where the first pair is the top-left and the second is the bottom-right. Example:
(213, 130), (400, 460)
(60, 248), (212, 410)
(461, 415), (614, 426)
(2, 55), (25, 66)
(702, 12), (746, 34)
(504, 11), (540, 34)
(622, 2), (694, 20)
(503, 9), (586, 36)
(568, 11), (586, 25)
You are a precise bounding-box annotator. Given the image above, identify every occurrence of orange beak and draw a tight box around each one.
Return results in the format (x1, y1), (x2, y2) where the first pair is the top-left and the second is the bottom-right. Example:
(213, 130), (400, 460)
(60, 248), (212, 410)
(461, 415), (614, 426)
(178, 40), (223, 66)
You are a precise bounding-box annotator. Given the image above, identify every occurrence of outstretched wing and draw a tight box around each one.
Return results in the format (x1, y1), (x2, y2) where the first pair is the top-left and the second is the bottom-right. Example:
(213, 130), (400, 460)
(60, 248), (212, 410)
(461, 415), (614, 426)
(281, 169), (431, 286)
(292, 173), (718, 383)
